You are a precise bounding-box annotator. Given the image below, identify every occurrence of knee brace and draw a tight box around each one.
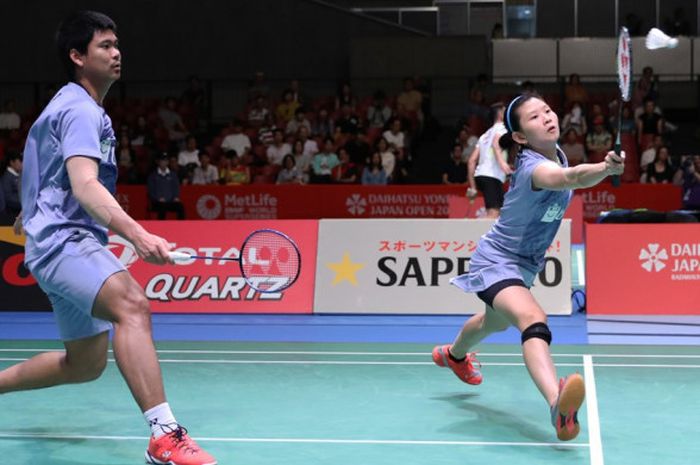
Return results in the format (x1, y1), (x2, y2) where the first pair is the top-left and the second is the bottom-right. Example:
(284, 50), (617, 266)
(521, 322), (552, 345)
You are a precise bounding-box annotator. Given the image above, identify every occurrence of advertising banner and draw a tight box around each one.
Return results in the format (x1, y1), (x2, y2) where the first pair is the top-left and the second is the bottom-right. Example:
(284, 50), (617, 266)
(0, 227), (51, 311)
(108, 220), (318, 313)
(586, 223), (700, 314)
(314, 219), (572, 315)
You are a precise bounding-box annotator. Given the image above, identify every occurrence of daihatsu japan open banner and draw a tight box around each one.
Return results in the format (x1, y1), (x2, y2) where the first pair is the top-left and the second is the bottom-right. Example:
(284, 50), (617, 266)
(586, 223), (700, 314)
(314, 219), (572, 315)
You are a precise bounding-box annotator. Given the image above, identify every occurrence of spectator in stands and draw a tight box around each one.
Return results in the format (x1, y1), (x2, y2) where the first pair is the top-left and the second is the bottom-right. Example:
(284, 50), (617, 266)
(637, 98), (664, 150)
(457, 127), (479, 162)
(277, 154), (303, 184)
(397, 77), (423, 123)
(180, 163), (197, 186)
(117, 133), (136, 183)
(335, 81), (357, 111)
(367, 90), (392, 129)
(585, 116), (613, 163)
(158, 96), (187, 145)
(361, 152), (388, 185)
(286, 107), (311, 135)
(266, 129), (292, 165)
(643, 146), (676, 184)
(373, 137), (395, 182)
(336, 103), (360, 135)
(640, 134), (664, 172)
(560, 128), (586, 166)
(564, 73), (588, 107)
(289, 79), (307, 106)
(219, 151), (250, 185)
(616, 104), (637, 136)
(1, 152), (22, 219)
(220, 119), (251, 159)
(311, 138), (339, 184)
(634, 66), (658, 107)
(167, 155), (183, 182)
(312, 107), (334, 138)
(276, 89), (300, 124)
(442, 144), (468, 185)
(191, 151), (219, 185)
(682, 155), (700, 208)
(298, 125), (318, 157)
(178, 134), (200, 168)
(247, 95), (270, 127)
(391, 148), (412, 184)
(586, 103), (607, 131)
(147, 155), (185, 220)
(383, 118), (405, 158)
(344, 131), (371, 166)
(257, 114), (277, 147)
(248, 71), (270, 102)
(332, 147), (359, 183)
(0, 99), (21, 131)
(131, 115), (154, 148)
(291, 139), (311, 183)
(465, 88), (489, 122)
(561, 102), (587, 137)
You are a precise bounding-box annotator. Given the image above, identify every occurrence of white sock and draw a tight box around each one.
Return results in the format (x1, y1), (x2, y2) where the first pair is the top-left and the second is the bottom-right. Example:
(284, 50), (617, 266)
(144, 402), (178, 439)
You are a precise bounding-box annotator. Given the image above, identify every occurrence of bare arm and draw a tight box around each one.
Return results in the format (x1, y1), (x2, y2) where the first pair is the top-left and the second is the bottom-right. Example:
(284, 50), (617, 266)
(532, 151), (625, 190)
(491, 135), (512, 175)
(66, 156), (172, 264)
(466, 147), (479, 192)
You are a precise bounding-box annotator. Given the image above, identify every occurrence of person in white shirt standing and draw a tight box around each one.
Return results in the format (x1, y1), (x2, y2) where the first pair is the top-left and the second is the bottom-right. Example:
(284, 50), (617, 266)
(467, 102), (512, 218)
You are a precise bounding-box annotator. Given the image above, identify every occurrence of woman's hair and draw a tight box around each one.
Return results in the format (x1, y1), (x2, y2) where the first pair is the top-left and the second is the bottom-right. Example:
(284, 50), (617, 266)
(504, 91), (544, 134)
(282, 154), (296, 167)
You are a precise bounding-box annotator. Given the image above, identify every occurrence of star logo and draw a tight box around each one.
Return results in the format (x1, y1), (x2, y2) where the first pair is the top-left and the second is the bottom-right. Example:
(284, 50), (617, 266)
(326, 252), (365, 286)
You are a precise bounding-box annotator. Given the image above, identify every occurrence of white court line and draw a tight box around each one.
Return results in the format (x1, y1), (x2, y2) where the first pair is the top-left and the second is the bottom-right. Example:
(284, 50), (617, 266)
(1, 348), (700, 359)
(0, 357), (581, 367)
(0, 432), (588, 448)
(2, 357), (698, 368)
(583, 355), (604, 465)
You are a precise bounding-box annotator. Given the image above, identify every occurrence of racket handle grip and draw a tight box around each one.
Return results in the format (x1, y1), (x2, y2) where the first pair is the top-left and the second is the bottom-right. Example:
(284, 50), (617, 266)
(612, 140), (622, 187)
(169, 251), (192, 261)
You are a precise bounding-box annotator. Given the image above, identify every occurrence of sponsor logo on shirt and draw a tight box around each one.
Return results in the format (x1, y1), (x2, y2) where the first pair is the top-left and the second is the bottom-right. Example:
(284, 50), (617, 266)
(540, 203), (565, 223)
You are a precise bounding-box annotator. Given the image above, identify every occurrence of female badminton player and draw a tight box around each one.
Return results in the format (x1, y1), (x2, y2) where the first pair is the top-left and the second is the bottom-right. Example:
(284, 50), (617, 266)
(432, 92), (624, 441)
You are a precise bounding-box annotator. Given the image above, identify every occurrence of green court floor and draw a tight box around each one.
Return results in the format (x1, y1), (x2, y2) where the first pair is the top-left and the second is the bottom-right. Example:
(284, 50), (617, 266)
(1, 341), (698, 465)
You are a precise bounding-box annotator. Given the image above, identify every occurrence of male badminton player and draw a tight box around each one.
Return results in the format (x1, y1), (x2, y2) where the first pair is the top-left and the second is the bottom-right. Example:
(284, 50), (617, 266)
(0, 11), (216, 465)
(433, 92), (624, 441)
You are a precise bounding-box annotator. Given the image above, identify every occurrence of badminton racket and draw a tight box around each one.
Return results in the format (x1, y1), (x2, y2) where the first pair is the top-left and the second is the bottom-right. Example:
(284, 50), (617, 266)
(613, 26), (632, 187)
(169, 228), (301, 293)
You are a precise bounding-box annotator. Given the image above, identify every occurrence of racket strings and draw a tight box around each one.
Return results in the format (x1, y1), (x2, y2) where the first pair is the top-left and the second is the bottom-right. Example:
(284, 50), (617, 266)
(240, 231), (300, 291)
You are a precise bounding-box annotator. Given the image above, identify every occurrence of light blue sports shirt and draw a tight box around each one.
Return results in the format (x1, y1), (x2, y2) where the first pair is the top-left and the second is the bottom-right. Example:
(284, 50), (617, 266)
(475, 146), (573, 273)
(21, 82), (117, 267)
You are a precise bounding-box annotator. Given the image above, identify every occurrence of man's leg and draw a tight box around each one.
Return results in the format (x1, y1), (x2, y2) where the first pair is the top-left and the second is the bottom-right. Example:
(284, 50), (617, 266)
(91, 271), (165, 411)
(0, 332), (108, 394)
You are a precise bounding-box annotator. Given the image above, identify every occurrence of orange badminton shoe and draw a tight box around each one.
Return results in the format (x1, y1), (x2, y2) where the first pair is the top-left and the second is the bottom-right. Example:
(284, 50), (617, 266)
(431, 344), (483, 385)
(145, 425), (217, 465)
(550, 373), (585, 441)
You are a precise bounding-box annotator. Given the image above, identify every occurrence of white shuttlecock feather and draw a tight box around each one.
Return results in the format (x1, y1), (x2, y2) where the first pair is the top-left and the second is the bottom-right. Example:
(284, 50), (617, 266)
(646, 28), (679, 49)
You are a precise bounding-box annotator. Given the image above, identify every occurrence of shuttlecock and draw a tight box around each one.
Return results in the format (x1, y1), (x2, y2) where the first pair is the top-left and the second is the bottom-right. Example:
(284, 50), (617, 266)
(646, 28), (679, 49)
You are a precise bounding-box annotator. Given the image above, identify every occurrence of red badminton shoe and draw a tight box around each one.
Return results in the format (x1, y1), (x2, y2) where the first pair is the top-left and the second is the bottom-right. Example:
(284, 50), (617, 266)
(145, 425), (217, 465)
(550, 373), (585, 441)
(431, 344), (483, 385)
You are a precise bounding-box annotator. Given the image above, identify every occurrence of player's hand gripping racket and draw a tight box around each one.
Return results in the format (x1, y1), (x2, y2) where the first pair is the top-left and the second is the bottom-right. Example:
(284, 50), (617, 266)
(613, 26), (632, 187)
(169, 229), (301, 293)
